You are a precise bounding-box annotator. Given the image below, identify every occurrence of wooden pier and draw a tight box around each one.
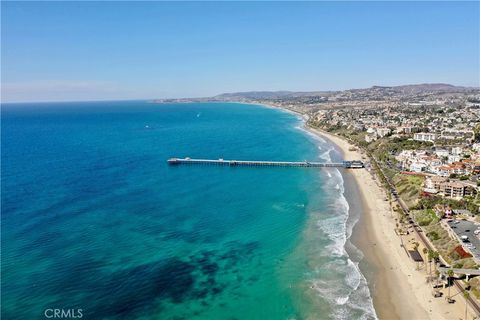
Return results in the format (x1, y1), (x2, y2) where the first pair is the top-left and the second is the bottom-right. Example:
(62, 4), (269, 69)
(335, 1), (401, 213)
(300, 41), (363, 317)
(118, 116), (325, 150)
(167, 158), (364, 169)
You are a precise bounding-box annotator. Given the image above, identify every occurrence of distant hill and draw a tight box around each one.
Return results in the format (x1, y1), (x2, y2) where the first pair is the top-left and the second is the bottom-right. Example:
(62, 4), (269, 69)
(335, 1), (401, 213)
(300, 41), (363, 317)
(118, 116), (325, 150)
(371, 83), (474, 94)
(152, 83), (478, 103)
(213, 90), (333, 100)
(213, 90), (332, 100)
(211, 84), (477, 100)
(215, 91), (292, 99)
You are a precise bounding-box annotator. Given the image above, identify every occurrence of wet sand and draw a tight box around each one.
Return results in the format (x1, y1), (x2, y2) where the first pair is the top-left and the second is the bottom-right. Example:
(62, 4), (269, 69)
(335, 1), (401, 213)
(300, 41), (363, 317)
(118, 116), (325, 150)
(308, 127), (464, 320)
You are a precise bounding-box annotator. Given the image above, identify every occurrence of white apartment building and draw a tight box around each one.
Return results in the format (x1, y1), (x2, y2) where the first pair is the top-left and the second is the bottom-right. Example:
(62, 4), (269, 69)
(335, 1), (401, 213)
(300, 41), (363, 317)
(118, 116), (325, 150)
(448, 154), (461, 164)
(451, 147), (463, 155)
(434, 149), (449, 157)
(376, 127), (391, 137)
(365, 133), (378, 143)
(410, 162), (426, 172)
(414, 132), (436, 142)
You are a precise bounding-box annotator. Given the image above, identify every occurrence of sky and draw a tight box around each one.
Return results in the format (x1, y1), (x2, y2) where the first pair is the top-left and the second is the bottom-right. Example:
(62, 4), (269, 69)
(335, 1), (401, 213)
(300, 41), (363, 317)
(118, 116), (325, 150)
(1, 1), (479, 103)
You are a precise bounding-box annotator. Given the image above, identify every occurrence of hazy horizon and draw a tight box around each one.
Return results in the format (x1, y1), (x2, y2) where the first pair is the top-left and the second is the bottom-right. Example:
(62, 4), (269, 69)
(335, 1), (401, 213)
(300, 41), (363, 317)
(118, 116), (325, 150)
(2, 1), (479, 103)
(1, 82), (479, 105)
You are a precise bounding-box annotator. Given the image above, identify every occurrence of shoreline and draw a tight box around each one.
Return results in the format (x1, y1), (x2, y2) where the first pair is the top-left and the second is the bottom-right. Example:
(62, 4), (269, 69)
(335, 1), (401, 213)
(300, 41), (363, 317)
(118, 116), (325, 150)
(232, 101), (466, 319)
(306, 126), (418, 319)
(307, 126), (465, 320)
(255, 102), (466, 319)
(263, 102), (410, 317)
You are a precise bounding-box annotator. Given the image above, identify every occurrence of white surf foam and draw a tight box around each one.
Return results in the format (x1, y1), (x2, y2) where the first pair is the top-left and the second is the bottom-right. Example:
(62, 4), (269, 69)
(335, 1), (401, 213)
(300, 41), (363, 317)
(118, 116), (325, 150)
(312, 145), (377, 319)
(318, 146), (335, 161)
(294, 125), (327, 143)
(290, 115), (377, 319)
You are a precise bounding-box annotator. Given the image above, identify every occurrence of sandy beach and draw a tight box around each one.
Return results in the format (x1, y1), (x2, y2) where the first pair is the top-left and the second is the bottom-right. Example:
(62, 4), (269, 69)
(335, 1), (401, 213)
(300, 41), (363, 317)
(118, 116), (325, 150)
(307, 127), (467, 320)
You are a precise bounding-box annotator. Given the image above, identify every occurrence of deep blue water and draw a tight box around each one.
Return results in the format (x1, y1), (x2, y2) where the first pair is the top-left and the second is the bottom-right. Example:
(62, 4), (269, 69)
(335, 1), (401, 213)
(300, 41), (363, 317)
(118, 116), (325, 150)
(1, 101), (376, 319)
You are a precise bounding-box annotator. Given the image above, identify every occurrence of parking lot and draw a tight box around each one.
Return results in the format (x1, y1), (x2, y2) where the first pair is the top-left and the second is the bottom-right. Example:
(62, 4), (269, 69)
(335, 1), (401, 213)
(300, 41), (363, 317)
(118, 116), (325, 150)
(447, 219), (480, 261)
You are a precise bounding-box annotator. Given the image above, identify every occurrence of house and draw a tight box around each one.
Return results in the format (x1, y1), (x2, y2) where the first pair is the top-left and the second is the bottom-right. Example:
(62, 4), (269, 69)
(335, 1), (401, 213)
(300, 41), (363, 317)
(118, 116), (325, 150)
(414, 132), (436, 142)
(434, 149), (449, 158)
(365, 132), (378, 143)
(449, 162), (468, 175)
(396, 126), (414, 134)
(434, 204), (452, 218)
(433, 166), (454, 177)
(353, 123), (365, 131)
(410, 162), (426, 173)
(376, 127), (391, 137)
(448, 154), (461, 164)
(457, 160), (476, 175)
(451, 147), (463, 155)
(421, 156), (442, 172)
(441, 129), (475, 142)
(445, 208), (453, 218)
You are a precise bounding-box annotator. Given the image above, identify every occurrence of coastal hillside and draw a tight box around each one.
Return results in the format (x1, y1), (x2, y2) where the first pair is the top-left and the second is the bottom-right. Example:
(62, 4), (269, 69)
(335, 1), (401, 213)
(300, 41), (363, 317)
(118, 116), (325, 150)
(215, 84), (478, 100)
(152, 83), (479, 104)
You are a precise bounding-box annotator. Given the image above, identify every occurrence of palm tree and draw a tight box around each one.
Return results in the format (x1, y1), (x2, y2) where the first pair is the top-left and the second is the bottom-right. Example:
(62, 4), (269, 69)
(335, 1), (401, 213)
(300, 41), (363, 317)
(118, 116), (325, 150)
(427, 249), (434, 276)
(464, 291), (470, 320)
(448, 269), (455, 301)
(432, 251), (440, 274)
(414, 241), (420, 251)
(423, 248), (429, 272)
(435, 270), (440, 290)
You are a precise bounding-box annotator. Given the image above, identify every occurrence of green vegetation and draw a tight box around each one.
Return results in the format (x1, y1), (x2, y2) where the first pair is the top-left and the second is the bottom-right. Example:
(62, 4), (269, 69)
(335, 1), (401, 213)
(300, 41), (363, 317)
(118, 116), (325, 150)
(474, 123), (480, 142)
(469, 278), (480, 299)
(422, 222), (467, 264)
(382, 167), (397, 180)
(426, 230), (440, 240)
(414, 209), (439, 226)
(386, 137), (434, 151)
(414, 195), (479, 214)
(451, 258), (477, 269)
(414, 196), (441, 210)
(309, 117), (480, 300)
(310, 121), (480, 282)
(393, 174), (425, 209)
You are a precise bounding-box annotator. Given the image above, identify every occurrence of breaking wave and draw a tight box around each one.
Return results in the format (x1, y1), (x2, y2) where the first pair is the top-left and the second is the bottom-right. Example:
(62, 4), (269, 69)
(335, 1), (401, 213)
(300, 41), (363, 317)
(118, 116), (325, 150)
(311, 143), (377, 319)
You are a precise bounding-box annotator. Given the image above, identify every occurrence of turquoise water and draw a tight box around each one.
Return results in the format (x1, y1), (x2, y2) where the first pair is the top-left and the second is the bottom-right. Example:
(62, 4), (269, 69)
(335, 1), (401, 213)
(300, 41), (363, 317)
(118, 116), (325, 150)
(1, 101), (376, 319)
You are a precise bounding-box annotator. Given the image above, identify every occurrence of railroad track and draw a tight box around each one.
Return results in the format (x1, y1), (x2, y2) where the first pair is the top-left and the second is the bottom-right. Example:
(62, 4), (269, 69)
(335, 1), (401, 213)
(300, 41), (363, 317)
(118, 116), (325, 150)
(371, 156), (480, 316)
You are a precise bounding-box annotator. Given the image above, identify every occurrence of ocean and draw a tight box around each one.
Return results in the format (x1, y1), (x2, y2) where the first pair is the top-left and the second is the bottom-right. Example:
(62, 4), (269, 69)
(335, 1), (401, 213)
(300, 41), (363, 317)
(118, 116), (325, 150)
(1, 101), (376, 319)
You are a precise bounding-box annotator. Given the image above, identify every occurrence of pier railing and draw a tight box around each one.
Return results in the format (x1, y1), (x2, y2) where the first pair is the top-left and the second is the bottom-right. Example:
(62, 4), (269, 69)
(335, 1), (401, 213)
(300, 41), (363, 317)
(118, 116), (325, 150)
(167, 158), (364, 169)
